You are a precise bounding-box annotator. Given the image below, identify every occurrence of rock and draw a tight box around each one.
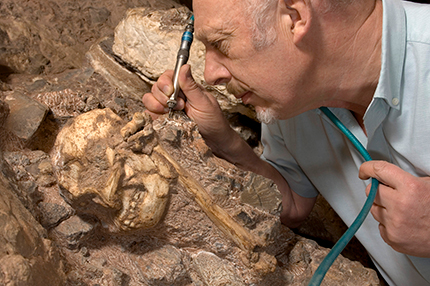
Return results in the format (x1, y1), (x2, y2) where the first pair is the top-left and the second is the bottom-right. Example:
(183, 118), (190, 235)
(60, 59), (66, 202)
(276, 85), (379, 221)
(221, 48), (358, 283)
(104, 267), (131, 286)
(286, 237), (380, 286)
(38, 202), (74, 229)
(0, 153), (66, 286)
(294, 195), (374, 268)
(86, 37), (151, 102)
(191, 251), (245, 286)
(113, 6), (204, 82)
(0, 254), (33, 286)
(5, 67), (147, 125)
(4, 92), (48, 141)
(136, 245), (190, 285)
(241, 172), (283, 216)
(0, 80), (12, 91)
(0, 100), (9, 125)
(25, 158), (56, 187)
(0, 100), (11, 151)
(54, 215), (95, 249)
(0, 0), (185, 75)
(2, 151), (43, 216)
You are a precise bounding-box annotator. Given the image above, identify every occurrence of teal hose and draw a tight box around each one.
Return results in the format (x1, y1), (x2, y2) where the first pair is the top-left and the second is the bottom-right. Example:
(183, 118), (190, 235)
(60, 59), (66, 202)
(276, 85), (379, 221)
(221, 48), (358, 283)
(308, 107), (379, 286)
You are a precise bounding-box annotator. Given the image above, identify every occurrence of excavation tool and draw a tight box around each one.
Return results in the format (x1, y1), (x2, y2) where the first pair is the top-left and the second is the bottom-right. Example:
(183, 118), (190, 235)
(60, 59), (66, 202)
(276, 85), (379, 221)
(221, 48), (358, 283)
(167, 15), (194, 118)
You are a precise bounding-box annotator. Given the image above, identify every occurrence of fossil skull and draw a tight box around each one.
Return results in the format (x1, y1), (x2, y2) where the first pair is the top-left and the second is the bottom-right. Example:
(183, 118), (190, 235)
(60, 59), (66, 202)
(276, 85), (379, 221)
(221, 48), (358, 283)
(52, 108), (176, 232)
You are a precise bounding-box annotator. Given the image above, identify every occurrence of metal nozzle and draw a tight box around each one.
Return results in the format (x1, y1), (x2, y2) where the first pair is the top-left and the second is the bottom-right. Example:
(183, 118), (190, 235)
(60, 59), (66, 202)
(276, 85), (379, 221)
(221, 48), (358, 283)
(167, 15), (194, 118)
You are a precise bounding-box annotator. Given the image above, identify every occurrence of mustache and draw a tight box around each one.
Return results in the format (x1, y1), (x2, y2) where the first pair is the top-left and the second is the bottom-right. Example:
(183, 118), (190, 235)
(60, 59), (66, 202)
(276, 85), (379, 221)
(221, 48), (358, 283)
(226, 82), (247, 96)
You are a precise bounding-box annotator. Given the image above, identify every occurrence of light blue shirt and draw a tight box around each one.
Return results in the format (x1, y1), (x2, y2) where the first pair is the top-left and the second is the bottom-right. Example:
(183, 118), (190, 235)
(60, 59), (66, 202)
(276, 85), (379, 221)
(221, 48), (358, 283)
(261, 0), (430, 285)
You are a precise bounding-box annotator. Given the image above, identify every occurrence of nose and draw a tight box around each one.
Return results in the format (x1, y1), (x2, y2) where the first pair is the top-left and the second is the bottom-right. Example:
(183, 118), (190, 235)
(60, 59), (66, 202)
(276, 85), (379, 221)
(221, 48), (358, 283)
(204, 49), (232, 85)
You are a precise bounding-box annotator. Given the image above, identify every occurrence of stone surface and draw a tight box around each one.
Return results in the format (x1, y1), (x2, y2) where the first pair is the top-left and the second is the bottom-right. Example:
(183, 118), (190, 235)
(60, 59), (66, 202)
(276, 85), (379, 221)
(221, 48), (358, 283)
(136, 245), (190, 285)
(38, 202), (74, 229)
(241, 172), (283, 215)
(0, 152), (66, 286)
(113, 6), (205, 82)
(4, 91), (48, 140)
(0, 99), (11, 151)
(0, 99), (9, 124)
(192, 251), (245, 286)
(2, 150), (45, 217)
(54, 215), (95, 249)
(86, 37), (152, 102)
(0, 0), (185, 75)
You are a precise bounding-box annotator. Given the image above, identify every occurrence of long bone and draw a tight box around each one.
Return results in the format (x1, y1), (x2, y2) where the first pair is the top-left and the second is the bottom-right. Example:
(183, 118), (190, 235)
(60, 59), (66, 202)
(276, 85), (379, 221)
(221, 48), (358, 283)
(153, 144), (263, 253)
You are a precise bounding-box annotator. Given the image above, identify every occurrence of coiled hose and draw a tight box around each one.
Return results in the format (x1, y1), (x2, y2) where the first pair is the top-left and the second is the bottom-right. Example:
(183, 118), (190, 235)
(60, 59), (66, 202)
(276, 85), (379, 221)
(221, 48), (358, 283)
(308, 107), (379, 286)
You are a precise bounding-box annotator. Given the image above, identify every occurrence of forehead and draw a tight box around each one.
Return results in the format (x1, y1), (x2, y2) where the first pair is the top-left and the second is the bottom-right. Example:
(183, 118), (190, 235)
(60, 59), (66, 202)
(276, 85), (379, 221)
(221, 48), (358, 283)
(193, 0), (246, 41)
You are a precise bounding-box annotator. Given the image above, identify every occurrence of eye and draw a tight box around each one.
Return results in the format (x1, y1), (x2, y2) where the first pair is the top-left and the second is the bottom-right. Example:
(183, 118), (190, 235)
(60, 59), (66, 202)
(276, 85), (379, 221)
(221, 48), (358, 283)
(211, 40), (230, 56)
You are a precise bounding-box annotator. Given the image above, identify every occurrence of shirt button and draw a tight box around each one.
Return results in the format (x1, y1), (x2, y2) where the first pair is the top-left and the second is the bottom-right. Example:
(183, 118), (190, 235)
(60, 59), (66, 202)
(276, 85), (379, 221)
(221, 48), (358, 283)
(392, 98), (399, 106)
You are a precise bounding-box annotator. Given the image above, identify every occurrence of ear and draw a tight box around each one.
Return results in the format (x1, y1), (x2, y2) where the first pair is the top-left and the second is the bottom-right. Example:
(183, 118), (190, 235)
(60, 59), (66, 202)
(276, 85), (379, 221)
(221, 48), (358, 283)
(280, 0), (311, 44)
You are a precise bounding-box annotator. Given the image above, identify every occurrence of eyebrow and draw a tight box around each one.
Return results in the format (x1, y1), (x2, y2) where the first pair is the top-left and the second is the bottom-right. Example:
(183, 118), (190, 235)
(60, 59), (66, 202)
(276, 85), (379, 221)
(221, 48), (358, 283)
(195, 28), (234, 44)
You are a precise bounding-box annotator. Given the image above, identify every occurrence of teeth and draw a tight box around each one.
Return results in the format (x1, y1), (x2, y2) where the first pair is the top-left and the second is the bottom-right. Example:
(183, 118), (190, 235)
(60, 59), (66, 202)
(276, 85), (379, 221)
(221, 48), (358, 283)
(120, 191), (145, 229)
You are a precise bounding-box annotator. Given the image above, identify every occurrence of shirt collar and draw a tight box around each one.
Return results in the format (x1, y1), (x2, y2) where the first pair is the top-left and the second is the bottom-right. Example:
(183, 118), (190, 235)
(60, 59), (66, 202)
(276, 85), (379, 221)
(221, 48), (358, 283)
(317, 0), (406, 140)
(371, 0), (406, 111)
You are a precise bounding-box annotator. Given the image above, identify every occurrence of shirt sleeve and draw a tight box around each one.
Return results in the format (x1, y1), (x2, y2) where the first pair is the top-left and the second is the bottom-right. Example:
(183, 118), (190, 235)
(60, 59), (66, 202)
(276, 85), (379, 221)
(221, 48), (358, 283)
(260, 121), (319, 198)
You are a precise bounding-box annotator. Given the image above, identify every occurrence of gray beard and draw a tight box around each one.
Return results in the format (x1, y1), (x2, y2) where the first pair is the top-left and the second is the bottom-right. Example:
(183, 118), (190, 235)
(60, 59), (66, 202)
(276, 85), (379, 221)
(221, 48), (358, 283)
(256, 108), (277, 124)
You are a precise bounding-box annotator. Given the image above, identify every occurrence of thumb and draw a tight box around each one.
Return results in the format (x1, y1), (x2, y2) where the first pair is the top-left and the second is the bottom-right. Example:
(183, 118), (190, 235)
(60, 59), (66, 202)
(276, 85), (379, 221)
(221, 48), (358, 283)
(178, 64), (203, 101)
(178, 64), (219, 112)
(359, 160), (409, 189)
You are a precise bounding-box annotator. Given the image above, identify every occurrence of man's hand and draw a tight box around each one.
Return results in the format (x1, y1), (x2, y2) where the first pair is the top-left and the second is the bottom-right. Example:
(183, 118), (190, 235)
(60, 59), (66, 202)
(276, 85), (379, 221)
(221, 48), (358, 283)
(142, 64), (237, 156)
(359, 160), (430, 257)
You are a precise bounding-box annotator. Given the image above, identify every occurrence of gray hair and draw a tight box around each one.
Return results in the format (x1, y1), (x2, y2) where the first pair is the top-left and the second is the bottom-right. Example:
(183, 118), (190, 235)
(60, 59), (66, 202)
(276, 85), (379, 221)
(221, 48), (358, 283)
(244, 0), (355, 49)
(244, 0), (278, 50)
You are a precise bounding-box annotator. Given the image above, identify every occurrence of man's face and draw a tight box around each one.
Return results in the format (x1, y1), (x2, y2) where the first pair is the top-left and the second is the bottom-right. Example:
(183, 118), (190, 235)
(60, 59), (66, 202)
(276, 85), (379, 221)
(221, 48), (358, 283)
(194, 0), (314, 122)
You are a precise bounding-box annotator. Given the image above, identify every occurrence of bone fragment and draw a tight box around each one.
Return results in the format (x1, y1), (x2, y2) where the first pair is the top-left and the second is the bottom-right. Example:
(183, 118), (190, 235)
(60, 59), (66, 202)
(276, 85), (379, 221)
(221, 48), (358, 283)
(121, 112), (148, 139)
(154, 144), (263, 253)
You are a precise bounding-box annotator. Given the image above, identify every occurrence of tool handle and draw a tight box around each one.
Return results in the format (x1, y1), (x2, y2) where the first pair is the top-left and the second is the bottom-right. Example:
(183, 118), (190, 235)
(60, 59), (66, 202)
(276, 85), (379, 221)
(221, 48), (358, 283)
(167, 17), (194, 111)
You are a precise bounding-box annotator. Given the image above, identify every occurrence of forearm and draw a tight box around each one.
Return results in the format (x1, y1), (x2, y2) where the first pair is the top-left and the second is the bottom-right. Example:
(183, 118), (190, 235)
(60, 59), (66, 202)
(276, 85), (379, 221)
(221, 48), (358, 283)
(206, 128), (316, 228)
(209, 127), (262, 172)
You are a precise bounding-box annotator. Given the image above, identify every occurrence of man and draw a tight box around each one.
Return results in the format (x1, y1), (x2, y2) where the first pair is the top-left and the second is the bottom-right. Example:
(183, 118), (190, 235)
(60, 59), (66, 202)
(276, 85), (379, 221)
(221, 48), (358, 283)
(142, 0), (430, 284)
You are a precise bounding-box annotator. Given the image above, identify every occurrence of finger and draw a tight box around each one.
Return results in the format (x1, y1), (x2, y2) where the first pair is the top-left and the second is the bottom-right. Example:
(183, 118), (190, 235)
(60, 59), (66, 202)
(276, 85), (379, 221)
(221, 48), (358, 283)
(144, 109), (163, 120)
(178, 64), (217, 112)
(173, 93), (186, 110)
(365, 182), (391, 207)
(142, 92), (169, 114)
(370, 203), (387, 225)
(151, 70), (175, 105)
(378, 223), (391, 247)
(359, 161), (413, 189)
(366, 178), (401, 213)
